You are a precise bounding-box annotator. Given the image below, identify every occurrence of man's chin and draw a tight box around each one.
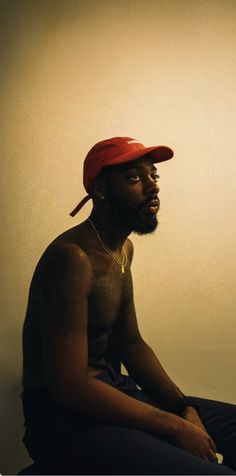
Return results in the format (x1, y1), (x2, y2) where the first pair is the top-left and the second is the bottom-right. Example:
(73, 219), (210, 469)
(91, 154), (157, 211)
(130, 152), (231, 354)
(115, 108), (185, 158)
(132, 216), (158, 235)
(108, 198), (158, 235)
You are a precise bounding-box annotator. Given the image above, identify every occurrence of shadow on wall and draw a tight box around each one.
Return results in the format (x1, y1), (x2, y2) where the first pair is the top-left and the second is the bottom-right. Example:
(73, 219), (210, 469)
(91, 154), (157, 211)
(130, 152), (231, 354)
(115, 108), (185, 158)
(0, 377), (32, 475)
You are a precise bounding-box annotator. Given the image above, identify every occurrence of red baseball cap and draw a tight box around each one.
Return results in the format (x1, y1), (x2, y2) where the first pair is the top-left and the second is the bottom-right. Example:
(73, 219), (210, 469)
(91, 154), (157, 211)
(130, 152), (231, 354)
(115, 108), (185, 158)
(70, 136), (174, 216)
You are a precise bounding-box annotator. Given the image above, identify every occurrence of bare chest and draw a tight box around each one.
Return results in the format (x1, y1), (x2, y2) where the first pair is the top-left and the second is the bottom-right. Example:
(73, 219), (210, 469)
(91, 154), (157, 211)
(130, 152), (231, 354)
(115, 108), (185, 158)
(87, 267), (126, 337)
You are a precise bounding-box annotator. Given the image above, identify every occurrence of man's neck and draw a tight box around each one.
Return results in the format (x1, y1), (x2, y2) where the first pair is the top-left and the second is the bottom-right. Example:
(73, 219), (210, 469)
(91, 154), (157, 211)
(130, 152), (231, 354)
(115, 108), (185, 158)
(88, 209), (131, 252)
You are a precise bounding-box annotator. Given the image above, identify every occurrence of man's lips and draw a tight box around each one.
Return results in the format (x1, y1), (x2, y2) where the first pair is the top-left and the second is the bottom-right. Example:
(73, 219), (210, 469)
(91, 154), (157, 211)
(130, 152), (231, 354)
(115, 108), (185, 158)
(143, 199), (160, 214)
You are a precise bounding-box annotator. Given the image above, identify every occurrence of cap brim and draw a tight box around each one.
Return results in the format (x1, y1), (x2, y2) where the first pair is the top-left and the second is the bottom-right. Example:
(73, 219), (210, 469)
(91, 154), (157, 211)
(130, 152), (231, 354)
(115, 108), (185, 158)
(105, 145), (173, 167)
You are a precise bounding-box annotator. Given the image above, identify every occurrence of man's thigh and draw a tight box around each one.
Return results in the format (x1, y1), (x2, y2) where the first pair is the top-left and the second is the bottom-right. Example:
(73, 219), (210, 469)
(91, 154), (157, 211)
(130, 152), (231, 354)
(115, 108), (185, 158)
(42, 425), (235, 475)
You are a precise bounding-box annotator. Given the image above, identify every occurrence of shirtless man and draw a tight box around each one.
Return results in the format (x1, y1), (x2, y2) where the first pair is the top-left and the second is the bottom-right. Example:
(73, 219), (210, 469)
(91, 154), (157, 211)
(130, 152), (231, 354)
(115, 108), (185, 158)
(22, 137), (236, 474)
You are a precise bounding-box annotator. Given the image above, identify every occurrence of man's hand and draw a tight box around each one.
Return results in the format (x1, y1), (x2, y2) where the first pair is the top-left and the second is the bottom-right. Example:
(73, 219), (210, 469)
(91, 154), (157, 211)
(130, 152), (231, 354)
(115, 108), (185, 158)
(172, 410), (218, 463)
(182, 406), (207, 432)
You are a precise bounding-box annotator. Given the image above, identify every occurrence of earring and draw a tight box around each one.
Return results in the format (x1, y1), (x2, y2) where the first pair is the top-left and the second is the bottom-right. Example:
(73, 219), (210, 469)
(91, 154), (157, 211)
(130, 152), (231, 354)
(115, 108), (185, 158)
(100, 195), (105, 200)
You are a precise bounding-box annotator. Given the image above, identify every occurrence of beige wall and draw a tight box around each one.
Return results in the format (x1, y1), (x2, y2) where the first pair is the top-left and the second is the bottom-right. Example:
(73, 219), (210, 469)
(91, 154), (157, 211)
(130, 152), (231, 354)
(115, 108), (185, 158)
(1, 0), (236, 473)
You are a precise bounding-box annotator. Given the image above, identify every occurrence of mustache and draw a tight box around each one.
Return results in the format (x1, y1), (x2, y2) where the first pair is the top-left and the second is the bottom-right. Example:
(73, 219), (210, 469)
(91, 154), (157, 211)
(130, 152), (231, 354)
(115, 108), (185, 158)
(142, 195), (160, 208)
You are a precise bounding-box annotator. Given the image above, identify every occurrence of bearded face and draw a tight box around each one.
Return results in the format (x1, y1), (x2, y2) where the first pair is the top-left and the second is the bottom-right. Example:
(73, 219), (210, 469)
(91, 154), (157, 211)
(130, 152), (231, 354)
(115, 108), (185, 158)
(98, 157), (160, 235)
(105, 186), (159, 235)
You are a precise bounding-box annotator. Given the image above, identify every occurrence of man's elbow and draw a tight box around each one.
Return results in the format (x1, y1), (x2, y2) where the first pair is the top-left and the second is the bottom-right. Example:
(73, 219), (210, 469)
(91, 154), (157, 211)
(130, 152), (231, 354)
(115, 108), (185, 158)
(120, 336), (147, 365)
(48, 372), (92, 412)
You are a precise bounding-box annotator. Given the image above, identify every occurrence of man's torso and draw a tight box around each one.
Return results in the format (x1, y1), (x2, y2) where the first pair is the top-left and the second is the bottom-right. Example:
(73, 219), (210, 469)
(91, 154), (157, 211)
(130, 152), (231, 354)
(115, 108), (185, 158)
(22, 221), (132, 389)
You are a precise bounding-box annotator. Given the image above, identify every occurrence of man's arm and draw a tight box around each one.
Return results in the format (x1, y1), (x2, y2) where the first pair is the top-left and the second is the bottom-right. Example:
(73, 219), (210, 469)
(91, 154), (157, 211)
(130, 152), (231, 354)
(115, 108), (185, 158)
(116, 241), (199, 411)
(39, 244), (217, 463)
(113, 271), (184, 409)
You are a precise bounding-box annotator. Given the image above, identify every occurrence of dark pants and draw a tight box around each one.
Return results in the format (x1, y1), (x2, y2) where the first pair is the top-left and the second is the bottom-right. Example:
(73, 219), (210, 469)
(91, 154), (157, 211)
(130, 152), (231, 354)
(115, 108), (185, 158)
(22, 366), (236, 474)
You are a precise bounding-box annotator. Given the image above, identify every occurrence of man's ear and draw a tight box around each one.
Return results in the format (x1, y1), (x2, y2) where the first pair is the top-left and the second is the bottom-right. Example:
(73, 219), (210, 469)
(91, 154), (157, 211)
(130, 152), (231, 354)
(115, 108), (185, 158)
(91, 178), (106, 201)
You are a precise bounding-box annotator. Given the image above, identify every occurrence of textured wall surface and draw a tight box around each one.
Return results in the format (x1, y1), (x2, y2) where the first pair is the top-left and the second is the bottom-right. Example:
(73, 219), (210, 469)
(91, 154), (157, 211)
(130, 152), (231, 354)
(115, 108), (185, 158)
(1, 0), (236, 473)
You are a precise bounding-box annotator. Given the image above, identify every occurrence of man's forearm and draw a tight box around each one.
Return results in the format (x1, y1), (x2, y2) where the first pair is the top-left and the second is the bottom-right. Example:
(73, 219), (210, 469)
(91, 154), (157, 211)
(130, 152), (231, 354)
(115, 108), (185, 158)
(121, 339), (184, 408)
(51, 374), (217, 464)
(52, 373), (183, 438)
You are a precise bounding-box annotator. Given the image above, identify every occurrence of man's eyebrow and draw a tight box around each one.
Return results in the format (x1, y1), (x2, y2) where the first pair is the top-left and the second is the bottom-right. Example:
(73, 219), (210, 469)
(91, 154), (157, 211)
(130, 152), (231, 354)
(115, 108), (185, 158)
(125, 164), (158, 172)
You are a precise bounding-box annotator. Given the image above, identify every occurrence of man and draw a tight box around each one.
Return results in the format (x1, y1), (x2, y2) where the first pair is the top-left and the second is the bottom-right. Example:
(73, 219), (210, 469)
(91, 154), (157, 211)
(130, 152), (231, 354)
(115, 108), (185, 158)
(22, 137), (236, 474)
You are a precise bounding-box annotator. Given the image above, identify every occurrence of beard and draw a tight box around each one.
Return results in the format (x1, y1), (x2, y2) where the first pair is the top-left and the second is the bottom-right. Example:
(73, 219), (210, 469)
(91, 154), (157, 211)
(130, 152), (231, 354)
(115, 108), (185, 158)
(106, 190), (158, 235)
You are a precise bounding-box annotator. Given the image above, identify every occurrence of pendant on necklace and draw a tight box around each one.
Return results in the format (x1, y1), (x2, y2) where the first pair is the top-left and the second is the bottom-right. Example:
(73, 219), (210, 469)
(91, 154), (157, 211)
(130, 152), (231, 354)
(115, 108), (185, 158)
(122, 266), (125, 274)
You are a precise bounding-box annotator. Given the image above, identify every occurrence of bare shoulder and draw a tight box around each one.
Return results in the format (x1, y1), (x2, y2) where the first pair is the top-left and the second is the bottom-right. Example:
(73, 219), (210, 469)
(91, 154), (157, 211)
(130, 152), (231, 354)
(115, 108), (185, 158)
(38, 223), (90, 269)
(49, 240), (92, 270)
(36, 232), (93, 298)
(46, 240), (91, 270)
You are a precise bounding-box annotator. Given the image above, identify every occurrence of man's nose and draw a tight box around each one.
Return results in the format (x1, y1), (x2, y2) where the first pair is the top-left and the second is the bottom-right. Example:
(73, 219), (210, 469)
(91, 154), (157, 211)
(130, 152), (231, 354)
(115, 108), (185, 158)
(144, 177), (160, 195)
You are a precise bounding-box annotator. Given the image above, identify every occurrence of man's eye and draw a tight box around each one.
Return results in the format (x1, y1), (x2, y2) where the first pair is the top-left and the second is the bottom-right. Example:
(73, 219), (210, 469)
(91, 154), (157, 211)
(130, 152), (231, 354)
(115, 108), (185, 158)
(152, 174), (160, 181)
(128, 175), (140, 182)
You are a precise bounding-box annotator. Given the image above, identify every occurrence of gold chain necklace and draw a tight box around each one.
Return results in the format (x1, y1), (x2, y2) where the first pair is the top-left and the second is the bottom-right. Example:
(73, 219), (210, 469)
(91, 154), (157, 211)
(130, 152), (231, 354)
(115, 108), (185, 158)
(88, 218), (127, 274)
